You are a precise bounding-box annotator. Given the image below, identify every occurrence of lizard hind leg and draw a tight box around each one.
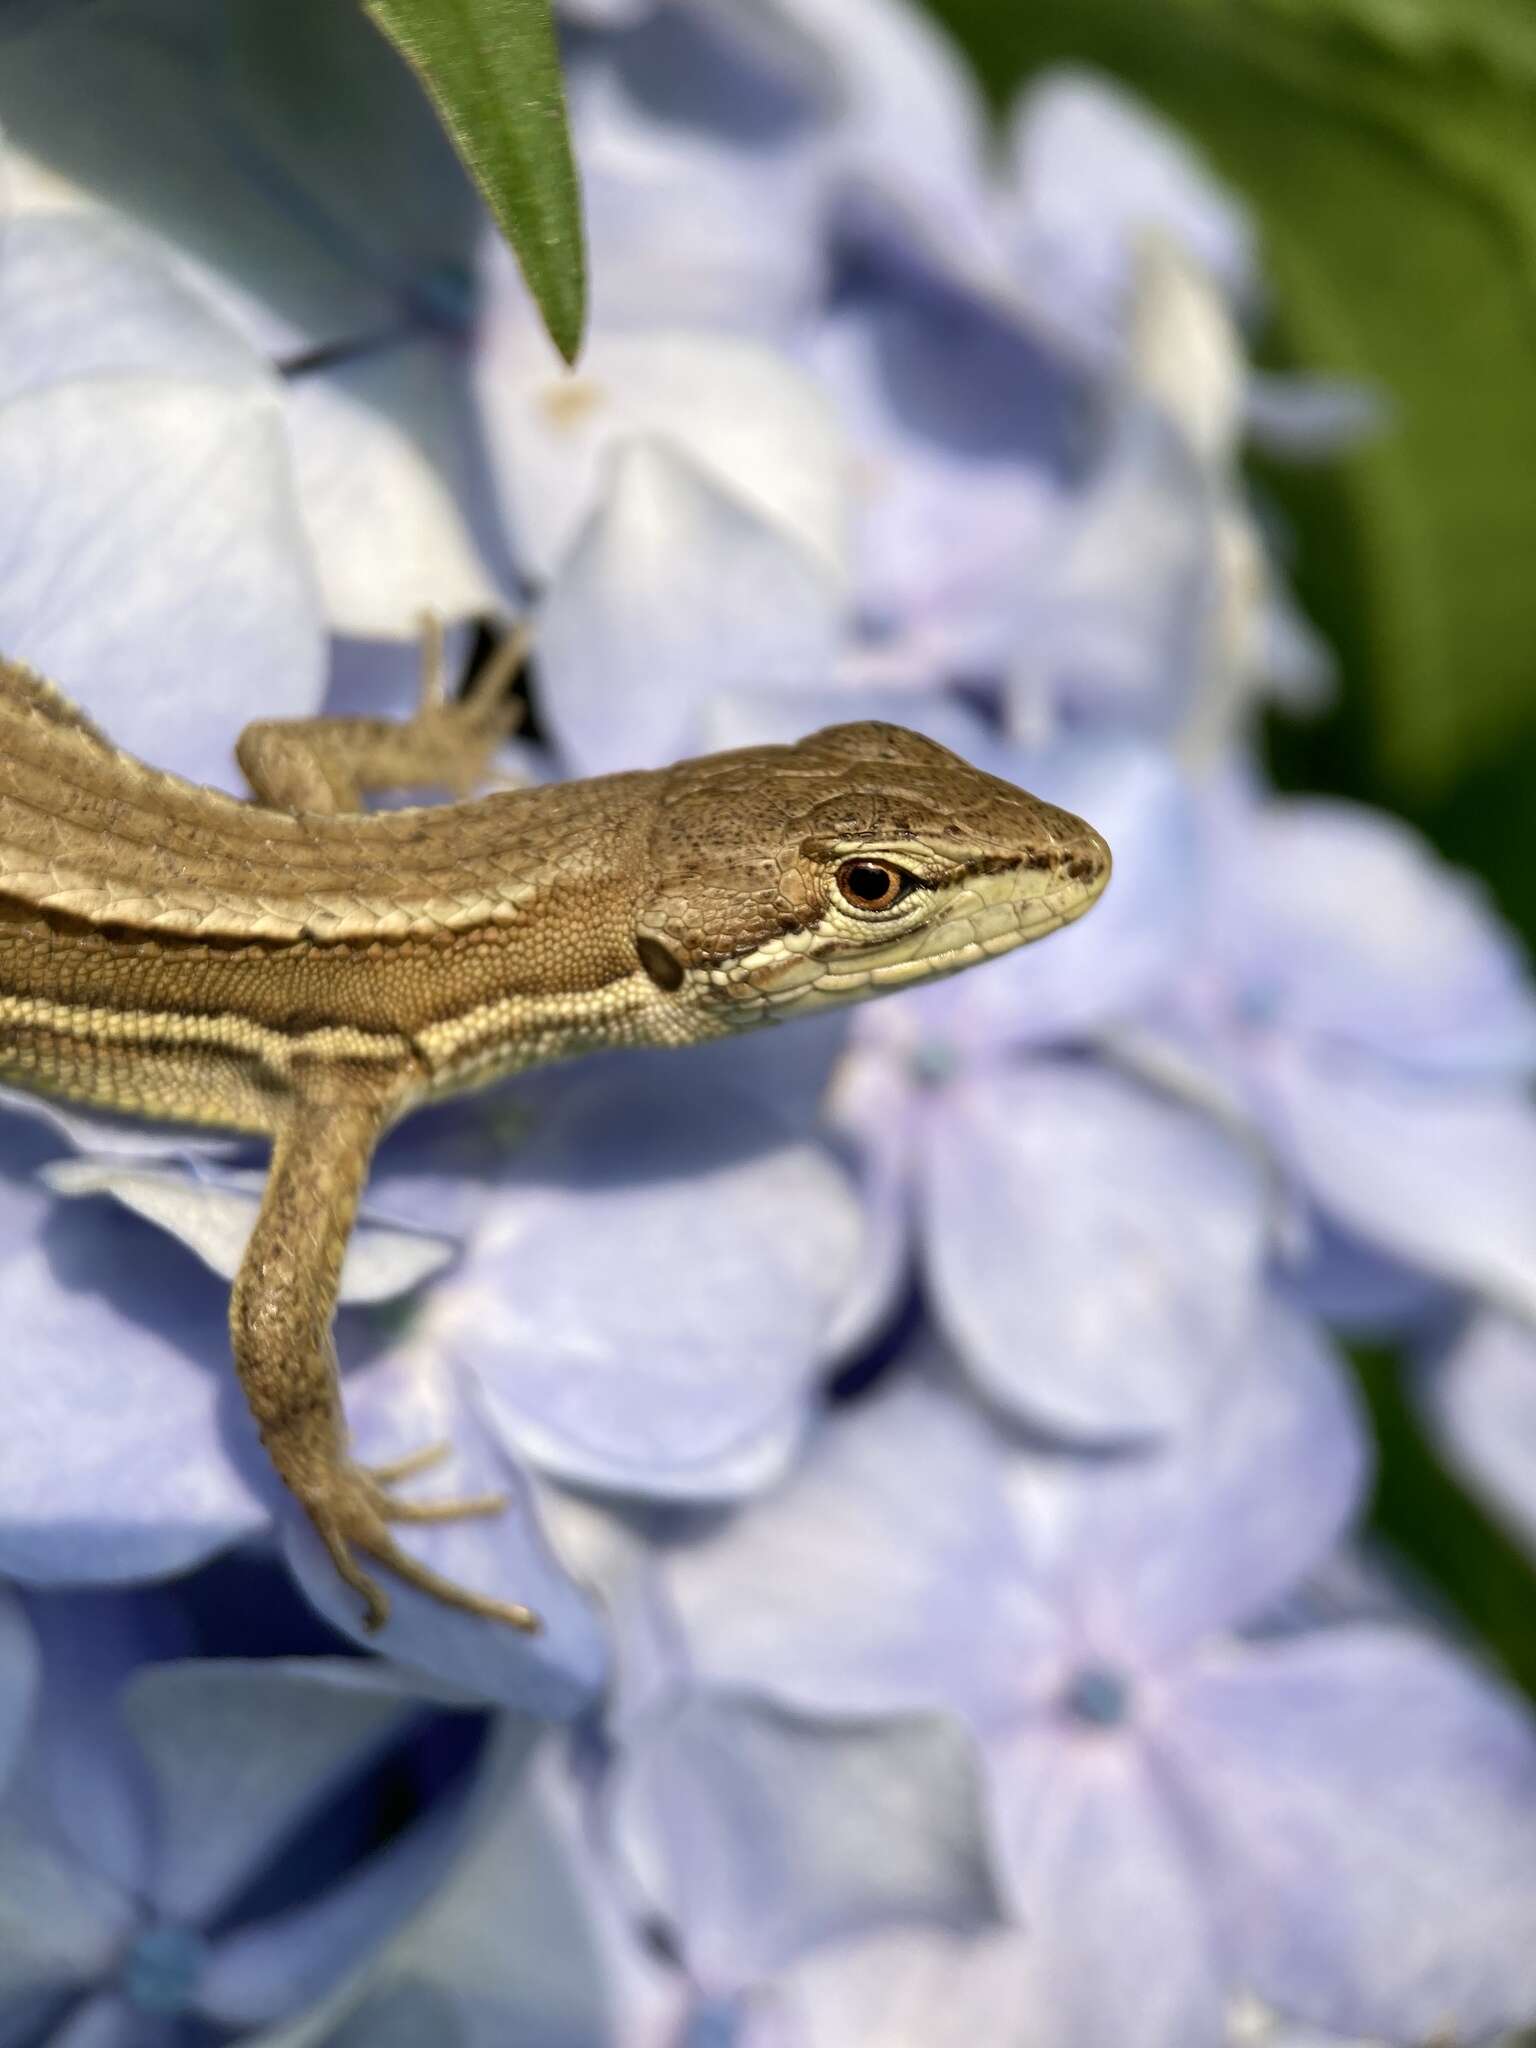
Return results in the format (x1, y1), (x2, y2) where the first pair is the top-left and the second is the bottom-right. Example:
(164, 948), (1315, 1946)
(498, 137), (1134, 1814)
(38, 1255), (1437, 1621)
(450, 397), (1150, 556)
(231, 1088), (543, 1637)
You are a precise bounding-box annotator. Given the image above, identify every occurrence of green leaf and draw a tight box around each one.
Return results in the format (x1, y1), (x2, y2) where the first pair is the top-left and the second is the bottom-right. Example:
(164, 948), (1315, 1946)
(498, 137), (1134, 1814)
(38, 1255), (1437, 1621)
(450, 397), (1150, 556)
(928, 0), (1536, 796)
(363, 0), (586, 363)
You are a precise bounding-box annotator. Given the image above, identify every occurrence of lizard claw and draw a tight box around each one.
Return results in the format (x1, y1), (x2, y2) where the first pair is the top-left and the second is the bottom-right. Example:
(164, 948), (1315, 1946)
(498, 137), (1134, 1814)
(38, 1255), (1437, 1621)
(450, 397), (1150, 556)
(304, 1454), (542, 1636)
(364, 1439), (452, 1485)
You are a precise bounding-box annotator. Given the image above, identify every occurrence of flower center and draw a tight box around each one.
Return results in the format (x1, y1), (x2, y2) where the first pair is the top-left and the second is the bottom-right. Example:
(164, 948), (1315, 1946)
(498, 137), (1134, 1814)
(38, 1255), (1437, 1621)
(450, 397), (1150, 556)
(908, 1040), (959, 1088)
(684, 1999), (742, 2048)
(123, 1925), (209, 2016)
(1061, 1664), (1134, 1729)
(1236, 978), (1283, 1028)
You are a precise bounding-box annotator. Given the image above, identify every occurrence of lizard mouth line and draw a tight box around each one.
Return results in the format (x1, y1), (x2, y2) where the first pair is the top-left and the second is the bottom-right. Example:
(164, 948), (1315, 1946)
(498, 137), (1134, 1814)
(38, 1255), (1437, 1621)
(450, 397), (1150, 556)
(737, 866), (1108, 1011)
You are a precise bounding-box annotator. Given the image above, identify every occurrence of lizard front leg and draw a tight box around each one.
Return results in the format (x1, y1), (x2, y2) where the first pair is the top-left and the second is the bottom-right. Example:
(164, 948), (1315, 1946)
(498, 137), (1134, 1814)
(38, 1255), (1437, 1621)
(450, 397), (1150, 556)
(230, 1075), (539, 1634)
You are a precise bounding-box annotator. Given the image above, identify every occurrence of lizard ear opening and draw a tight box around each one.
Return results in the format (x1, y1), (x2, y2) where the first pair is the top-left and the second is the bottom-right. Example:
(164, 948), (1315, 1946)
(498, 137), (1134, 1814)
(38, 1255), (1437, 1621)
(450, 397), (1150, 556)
(636, 933), (685, 992)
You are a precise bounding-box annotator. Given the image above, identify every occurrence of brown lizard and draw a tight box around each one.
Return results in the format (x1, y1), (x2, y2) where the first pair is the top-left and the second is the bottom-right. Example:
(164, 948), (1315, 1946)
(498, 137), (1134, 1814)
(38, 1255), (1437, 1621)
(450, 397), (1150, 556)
(0, 639), (1111, 1631)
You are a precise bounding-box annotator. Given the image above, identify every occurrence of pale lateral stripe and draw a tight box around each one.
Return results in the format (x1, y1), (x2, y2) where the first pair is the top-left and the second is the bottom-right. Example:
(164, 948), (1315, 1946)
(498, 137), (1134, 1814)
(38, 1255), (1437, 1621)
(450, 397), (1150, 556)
(0, 993), (406, 1069)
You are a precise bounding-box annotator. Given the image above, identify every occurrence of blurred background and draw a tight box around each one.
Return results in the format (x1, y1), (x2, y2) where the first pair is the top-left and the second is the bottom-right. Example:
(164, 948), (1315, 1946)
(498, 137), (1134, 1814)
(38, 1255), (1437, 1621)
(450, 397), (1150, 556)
(924, 0), (1536, 1699)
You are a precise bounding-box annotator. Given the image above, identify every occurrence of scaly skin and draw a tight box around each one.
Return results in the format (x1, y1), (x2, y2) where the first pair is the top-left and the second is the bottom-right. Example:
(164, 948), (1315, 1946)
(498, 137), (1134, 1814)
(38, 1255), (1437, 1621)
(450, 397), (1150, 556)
(0, 651), (1111, 1630)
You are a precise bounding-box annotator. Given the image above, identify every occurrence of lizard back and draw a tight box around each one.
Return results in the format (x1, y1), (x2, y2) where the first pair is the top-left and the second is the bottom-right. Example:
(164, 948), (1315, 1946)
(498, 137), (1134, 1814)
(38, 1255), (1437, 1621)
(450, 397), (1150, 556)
(0, 658), (646, 944)
(0, 660), (656, 1128)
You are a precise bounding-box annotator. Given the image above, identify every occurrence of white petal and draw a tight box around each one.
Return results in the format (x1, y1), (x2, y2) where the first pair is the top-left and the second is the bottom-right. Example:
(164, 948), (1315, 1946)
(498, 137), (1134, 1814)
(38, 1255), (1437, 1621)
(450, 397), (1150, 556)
(0, 375), (324, 791)
(285, 342), (506, 636)
(537, 437), (842, 773)
(476, 282), (850, 584)
(40, 1158), (454, 1303)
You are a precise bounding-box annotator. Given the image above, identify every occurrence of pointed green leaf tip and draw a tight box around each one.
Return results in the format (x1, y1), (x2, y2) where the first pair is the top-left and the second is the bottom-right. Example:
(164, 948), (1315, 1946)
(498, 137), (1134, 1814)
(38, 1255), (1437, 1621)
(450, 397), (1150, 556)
(363, 0), (586, 363)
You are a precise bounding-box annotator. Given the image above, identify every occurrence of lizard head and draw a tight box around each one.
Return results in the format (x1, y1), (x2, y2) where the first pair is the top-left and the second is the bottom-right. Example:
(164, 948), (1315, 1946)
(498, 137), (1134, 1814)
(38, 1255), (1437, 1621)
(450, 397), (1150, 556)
(632, 721), (1111, 1032)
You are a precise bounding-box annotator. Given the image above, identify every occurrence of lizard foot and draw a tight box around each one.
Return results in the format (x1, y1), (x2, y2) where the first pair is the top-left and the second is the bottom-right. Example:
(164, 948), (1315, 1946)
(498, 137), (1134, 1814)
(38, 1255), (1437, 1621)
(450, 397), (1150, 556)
(302, 1454), (542, 1637)
(412, 612), (530, 796)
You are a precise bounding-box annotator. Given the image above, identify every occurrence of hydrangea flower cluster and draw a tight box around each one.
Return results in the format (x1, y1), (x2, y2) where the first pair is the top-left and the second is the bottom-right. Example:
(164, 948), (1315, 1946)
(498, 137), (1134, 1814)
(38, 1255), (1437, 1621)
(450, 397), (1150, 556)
(1, 1), (1535, 2043)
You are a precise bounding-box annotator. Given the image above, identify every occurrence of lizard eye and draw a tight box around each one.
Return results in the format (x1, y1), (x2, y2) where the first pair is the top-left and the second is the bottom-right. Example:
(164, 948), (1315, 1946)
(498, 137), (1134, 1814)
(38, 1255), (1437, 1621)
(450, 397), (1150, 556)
(835, 859), (915, 912)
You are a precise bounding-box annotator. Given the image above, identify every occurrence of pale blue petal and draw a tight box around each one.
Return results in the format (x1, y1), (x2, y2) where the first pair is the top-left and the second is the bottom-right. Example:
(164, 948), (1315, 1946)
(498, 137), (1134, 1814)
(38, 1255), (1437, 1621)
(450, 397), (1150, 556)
(1283, 1210), (1450, 1341)
(1419, 1311), (1536, 1562)
(1244, 371), (1388, 458)
(40, 1158), (456, 1303)
(126, 1657), (421, 1925)
(212, 0), (480, 336)
(0, 1203), (269, 1584)
(612, 1692), (998, 1987)
(0, 376), (324, 791)
(776, 0), (989, 212)
(944, 740), (1200, 1048)
(287, 1354), (609, 1715)
(1244, 2023), (1380, 2048)
(804, 292), (1071, 674)
(447, 1073), (862, 1497)
(198, 1735), (478, 2027)
(697, 683), (990, 760)
(575, 0), (825, 144)
(356, 1089), (537, 1246)
(985, 1718), (1225, 2048)
(37, 1996), (143, 2048)
(531, 1478), (687, 1734)
(0, 1087), (237, 1163)
(923, 1062), (1267, 1438)
(0, 1822), (133, 2002)
(1254, 577), (1337, 711)
(1264, 1058), (1536, 1318)
(0, 0), (473, 354)
(244, 1730), (681, 2048)
(667, 1364), (1060, 1723)
(645, 1010), (849, 1134)
(0, 214), (266, 403)
(769, 0), (1012, 324)
(571, 68), (823, 336)
(1005, 1298), (1368, 1664)
(819, 1036), (919, 1363)
(323, 634), (444, 725)
(1004, 68), (1256, 364)
(1006, 401), (1217, 733)
(23, 1591), (177, 1899)
(1164, 1627), (1536, 2040)
(536, 438), (842, 776)
(561, 0), (652, 22)
(0, 1588), (38, 1796)
(1217, 797), (1536, 1079)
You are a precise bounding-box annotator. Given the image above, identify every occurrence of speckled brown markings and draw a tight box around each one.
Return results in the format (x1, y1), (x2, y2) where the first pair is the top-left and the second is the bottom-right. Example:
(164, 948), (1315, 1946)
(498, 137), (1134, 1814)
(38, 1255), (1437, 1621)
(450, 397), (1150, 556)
(0, 651), (1111, 1631)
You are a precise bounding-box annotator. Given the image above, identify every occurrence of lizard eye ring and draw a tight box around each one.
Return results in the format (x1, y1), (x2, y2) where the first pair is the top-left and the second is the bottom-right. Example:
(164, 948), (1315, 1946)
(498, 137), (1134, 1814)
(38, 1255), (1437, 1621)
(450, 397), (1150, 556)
(835, 859), (915, 912)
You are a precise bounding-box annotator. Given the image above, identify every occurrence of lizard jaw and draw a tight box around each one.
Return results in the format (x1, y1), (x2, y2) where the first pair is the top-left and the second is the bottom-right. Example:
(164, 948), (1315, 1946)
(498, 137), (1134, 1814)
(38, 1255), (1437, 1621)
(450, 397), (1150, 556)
(709, 845), (1113, 1021)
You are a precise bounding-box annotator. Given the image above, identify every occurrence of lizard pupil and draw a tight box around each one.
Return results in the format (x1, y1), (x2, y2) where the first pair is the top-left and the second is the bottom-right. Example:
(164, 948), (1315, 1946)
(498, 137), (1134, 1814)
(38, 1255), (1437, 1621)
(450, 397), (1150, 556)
(838, 859), (906, 910)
